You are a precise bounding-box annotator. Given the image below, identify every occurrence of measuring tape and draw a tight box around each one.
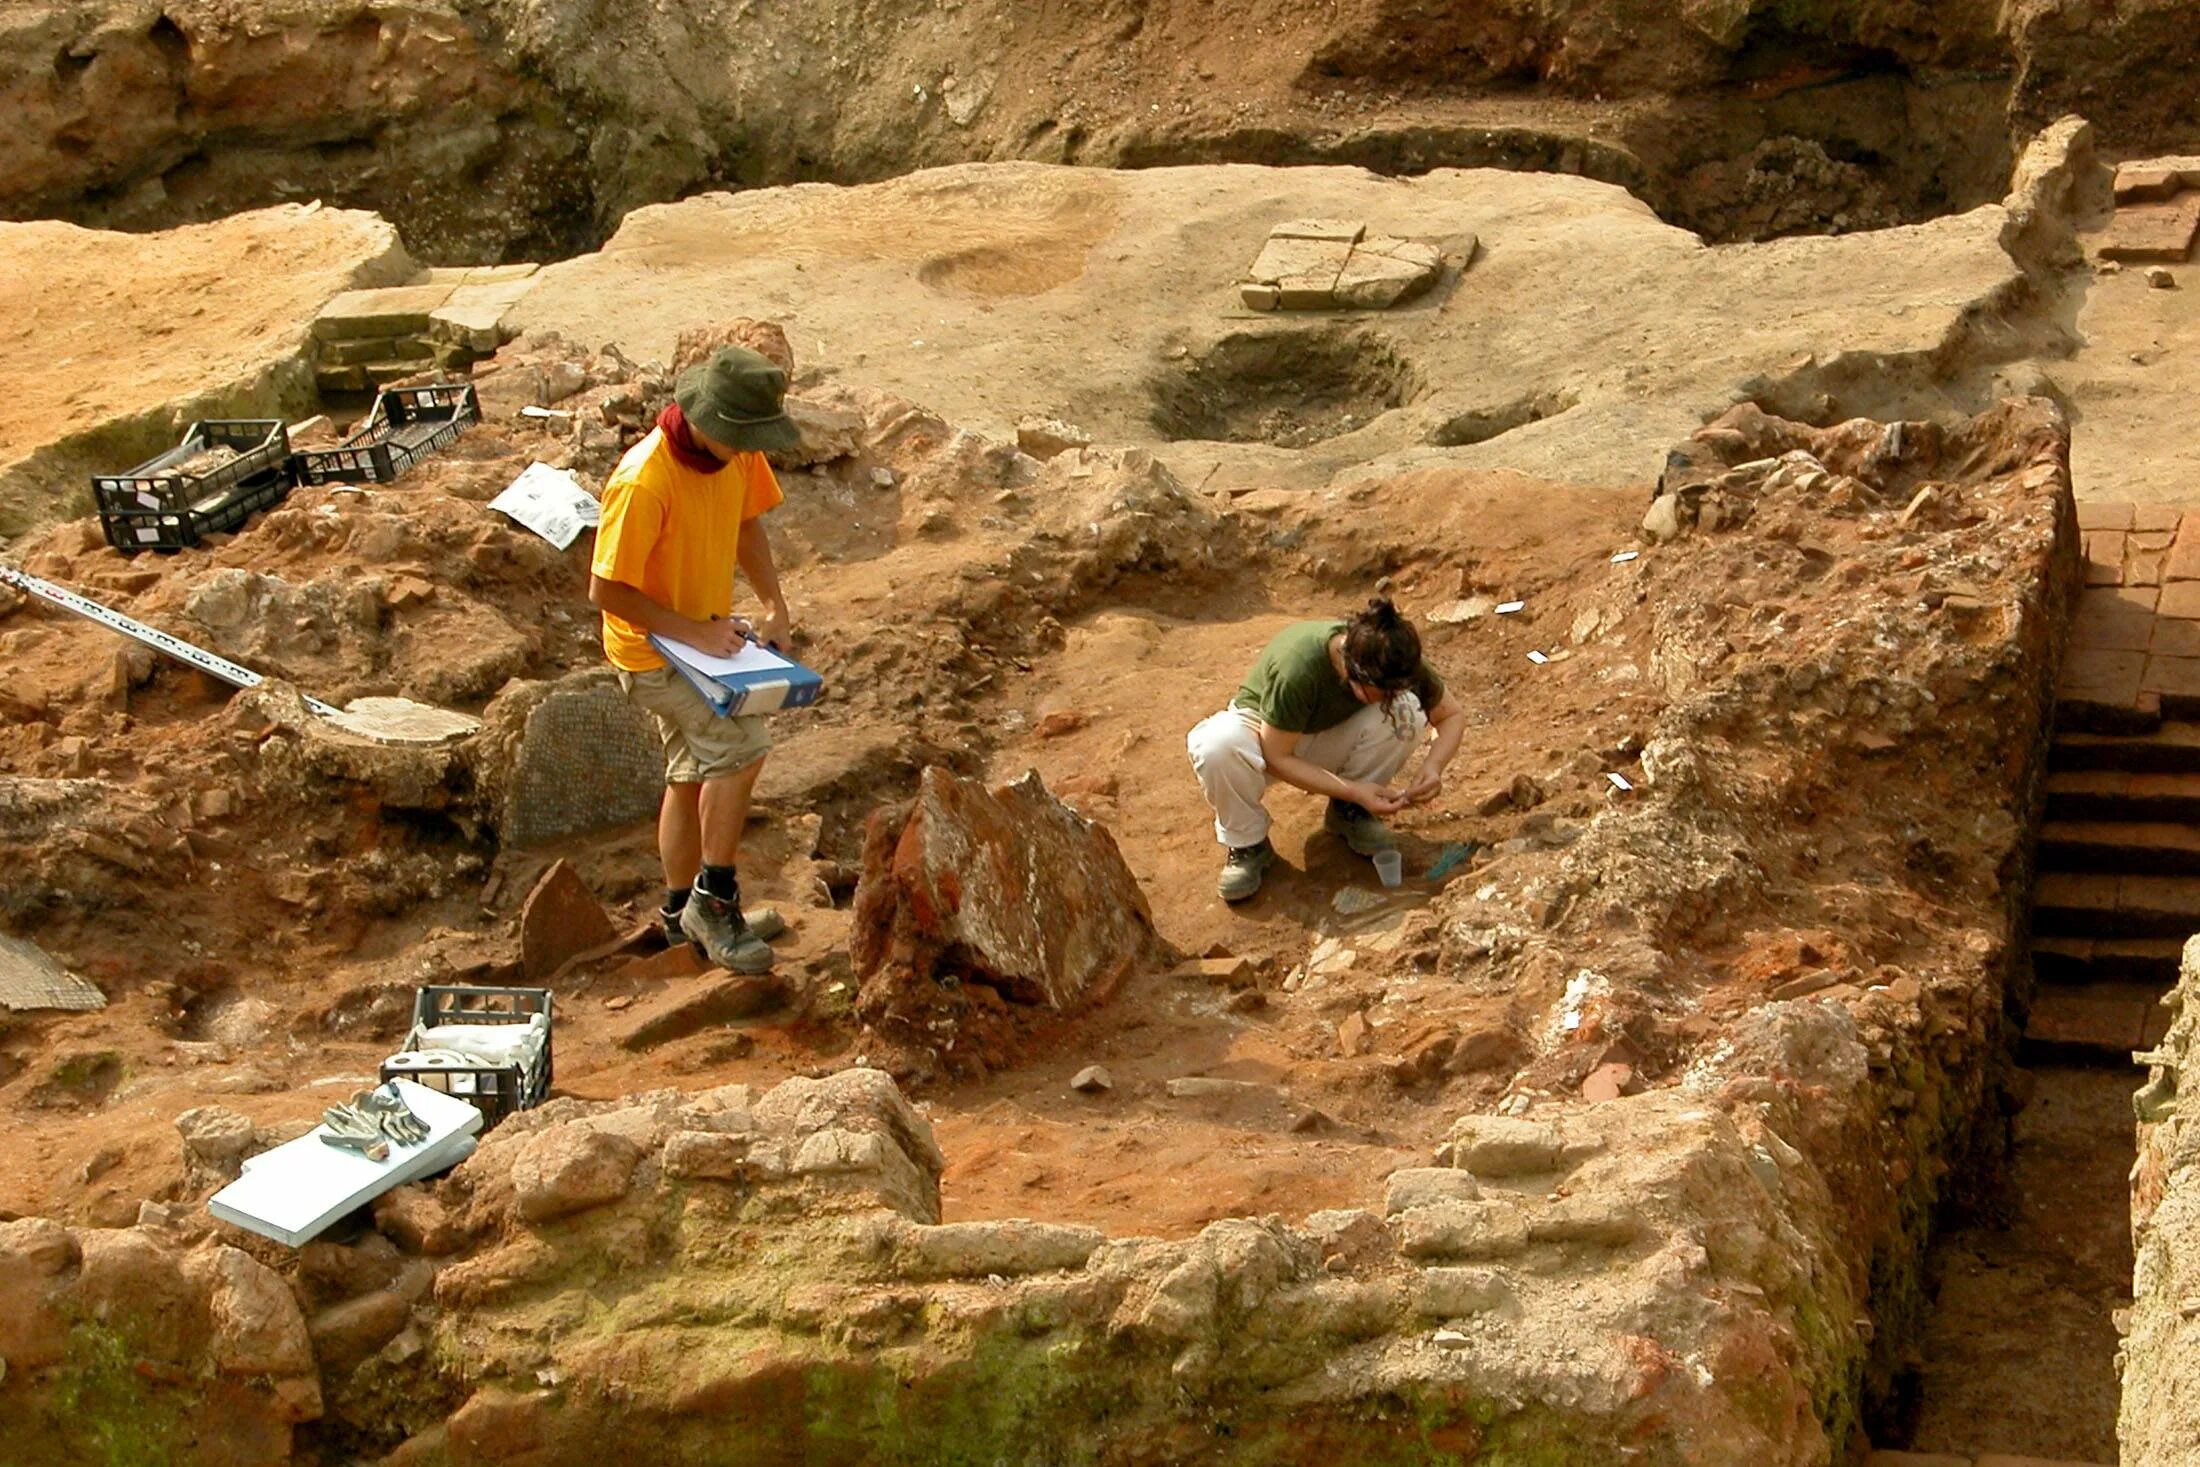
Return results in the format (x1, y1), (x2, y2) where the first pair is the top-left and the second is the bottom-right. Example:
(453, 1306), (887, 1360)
(0, 564), (340, 718)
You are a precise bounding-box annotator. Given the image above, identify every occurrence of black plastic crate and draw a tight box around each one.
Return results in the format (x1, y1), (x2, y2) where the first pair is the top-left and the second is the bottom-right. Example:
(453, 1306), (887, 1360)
(378, 983), (552, 1128)
(293, 383), (479, 485)
(92, 420), (293, 554)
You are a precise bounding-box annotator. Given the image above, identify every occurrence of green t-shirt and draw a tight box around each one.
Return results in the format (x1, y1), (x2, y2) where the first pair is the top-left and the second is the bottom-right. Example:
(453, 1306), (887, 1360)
(1232, 620), (1445, 735)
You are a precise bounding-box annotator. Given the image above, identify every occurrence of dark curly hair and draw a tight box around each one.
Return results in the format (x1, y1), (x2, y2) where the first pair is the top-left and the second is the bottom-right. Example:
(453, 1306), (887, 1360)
(1342, 597), (1421, 700)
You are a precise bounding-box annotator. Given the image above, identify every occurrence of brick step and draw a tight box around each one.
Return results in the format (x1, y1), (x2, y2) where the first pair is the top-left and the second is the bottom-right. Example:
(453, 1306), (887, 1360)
(2032, 871), (2200, 938)
(2045, 769), (2200, 822)
(2051, 720), (2200, 773)
(2033, 935), (2186, 985)
(2038, 819), (2200, 874)
(2020, 980), (2173, 1063)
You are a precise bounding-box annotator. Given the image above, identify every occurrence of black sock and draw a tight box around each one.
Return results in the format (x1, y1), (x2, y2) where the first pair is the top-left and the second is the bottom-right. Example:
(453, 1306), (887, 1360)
(664, 886), (690, 915)
(697, 863), (739, 901)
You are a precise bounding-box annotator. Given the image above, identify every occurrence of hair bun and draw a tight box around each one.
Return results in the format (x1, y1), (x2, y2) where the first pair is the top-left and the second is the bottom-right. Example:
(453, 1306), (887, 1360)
(1366, 596), (1400, 624)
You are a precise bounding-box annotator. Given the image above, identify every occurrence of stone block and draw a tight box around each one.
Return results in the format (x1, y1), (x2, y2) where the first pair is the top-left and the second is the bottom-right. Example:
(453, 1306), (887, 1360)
(2158, 581), (2200, 619)
(1394, 1200), (1530, 1261)
(2143, 654), (2200, 716)
(1334, 237), (1444, 310)
(1239, 283), (1281, 310)
(2083, 530), (2126, 585)
(2076, 501), (2134, 532)
(1439, 1116), (1566, 1176)
(1414, 1266), (1517, 1319)
(1383, 1167), (1481, 1215)
(316, 364), (370, 394)
(313, 284), (457, 342)
(510, 1126), (642, 1223)
(1270, 218), (1365, 243)
(662, 1129), (752, 1180)
(2153, 618), (2200, 658)
(1244, 236), (1352, 292)
(428, 278), (538, 353)
(2072, 603), (2155, 654)
(2100, 196), (2200, 262)
(2167, 517), (2200, 582)
(2134, 503), (2184, 533)
(2115, 164), (2183, 203)
(2058, 649), (2145, 707)
(323, 335), (434, 367)
(897, 1219), (1104, 1279)
(1275, 274), (1342, 310)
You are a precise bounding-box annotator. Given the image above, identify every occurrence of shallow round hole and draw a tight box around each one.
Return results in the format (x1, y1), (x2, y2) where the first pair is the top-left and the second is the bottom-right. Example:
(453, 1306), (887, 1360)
(1149, 328), (1421, 449)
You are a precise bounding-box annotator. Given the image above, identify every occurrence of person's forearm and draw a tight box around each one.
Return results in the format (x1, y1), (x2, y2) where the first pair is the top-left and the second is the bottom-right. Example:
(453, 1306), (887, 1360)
(737, 521), (788, 614)
(1423, 712), (1466, 773)
(1265, 751), (1364, 802)
(590, 576), (709, 641)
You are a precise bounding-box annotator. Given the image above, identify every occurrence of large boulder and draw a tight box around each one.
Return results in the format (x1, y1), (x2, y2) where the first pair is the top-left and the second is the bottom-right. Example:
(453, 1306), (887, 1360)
(851, 767), (1169, 1078)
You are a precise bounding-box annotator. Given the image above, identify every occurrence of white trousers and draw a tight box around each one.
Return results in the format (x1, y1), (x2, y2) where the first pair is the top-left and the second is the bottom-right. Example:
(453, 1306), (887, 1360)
(1186, 697), (1426, 849)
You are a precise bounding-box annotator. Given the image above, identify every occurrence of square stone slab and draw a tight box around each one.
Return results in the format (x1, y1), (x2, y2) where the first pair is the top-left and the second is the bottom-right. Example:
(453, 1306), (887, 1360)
(2099, 196), (2200, 262)
(313, 283), (457, 341)
(1245, 235), (1353, 289)
(1270, 218), (1365, 244)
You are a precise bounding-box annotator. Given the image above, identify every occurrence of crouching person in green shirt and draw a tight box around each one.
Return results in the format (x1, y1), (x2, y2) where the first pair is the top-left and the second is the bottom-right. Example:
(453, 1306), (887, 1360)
(1187, 598), (1468, 903)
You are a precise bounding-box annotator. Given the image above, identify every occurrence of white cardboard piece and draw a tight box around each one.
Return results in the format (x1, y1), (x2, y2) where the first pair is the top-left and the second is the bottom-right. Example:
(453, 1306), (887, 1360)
(488, 462), (602, 550)
(208, 1080), (484, 1247)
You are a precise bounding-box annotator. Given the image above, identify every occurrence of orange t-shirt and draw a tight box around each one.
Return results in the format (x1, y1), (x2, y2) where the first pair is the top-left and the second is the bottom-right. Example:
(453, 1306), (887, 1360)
(591, 428), (784, 672)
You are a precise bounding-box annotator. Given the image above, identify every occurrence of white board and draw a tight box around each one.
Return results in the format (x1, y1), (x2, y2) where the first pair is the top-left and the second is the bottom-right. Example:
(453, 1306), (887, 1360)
(208, 1079), (484, 1247)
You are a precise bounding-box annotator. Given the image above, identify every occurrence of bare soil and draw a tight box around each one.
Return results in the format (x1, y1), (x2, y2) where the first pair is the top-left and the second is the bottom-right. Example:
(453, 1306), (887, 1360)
(1906, 1067), (2135, 1462)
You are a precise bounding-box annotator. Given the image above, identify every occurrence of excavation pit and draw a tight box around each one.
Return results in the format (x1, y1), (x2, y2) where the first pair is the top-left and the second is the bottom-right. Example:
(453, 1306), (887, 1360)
(1149, 329), (1421, 449)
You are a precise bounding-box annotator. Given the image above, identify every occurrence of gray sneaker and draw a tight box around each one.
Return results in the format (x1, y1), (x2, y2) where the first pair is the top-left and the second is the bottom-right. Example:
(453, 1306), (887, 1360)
(1217, 839), (1276, 903)
(1324, 799), (1398, 856)
(679, 888), (775, 974)
(664, 902), (785, 955)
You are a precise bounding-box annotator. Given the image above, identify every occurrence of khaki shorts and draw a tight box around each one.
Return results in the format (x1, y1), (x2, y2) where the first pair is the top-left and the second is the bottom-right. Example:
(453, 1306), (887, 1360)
(618, 666), (772, 784)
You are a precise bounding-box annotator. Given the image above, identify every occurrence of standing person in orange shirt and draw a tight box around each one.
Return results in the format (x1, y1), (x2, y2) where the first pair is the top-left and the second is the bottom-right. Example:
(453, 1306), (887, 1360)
(588, 346), (798, 974)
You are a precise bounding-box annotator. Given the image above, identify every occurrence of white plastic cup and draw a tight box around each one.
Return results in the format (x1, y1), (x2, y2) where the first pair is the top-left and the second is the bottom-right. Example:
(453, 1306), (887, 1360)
(1373, 850), (1404, 888)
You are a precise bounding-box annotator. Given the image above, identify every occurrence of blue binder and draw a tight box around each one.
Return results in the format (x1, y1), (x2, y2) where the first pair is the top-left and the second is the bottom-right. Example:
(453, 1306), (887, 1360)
(648, 634), (824, 717)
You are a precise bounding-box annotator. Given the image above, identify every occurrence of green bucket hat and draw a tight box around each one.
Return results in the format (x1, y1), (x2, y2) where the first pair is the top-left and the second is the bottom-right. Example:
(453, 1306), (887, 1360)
(674, 345), (802, 454)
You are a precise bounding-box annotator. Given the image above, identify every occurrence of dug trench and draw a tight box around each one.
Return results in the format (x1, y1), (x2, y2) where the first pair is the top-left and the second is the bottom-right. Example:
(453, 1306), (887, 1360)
(0, 120), (2190, 1467)
(0, 324), (2135, 1462)
(6, 0), (2193, 263)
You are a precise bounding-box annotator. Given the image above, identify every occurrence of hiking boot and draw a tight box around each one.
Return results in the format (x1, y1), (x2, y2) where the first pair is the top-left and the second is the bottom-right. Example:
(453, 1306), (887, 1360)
(661, 904), (705, 957)
(1324, 798), (1399, 856)
(1217, 839), (1276, 903)
(679, 887), (776, 974)
(663, 902), (784, 954)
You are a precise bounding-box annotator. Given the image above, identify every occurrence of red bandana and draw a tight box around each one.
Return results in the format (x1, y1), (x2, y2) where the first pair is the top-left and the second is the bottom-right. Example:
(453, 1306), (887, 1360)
(657, 403), (730, 474)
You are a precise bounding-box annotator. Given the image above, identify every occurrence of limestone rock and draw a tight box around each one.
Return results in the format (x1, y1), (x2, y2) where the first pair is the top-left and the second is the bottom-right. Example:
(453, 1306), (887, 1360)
(178, 1104), (260, 1185)
(518, 859), (618, 982)
(749, 1068), (946, 1223)
(895, 1219), (1104, 1279)
(1383, 1167), (1482, 1215)
(309, 1290), (412, 1374)
(671, 318), (794, 376)
(1015, 416), (1094, 460)
(373, 1185), (466, 1255)
(509, 1126), (643, 1224)
(1334, 237), (1444, 310)
(771, 396), (866, 469)
(1437, 1116), (1567, 1177)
